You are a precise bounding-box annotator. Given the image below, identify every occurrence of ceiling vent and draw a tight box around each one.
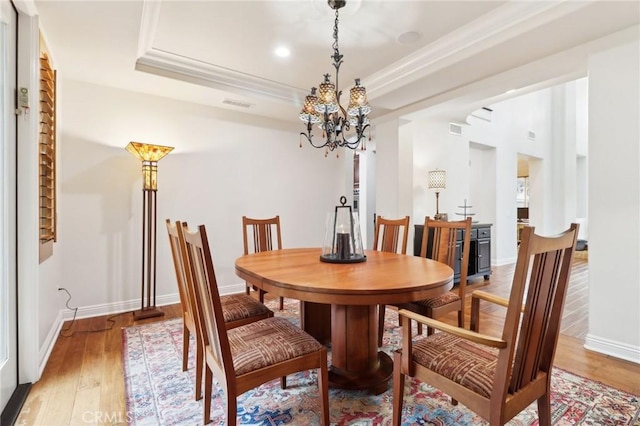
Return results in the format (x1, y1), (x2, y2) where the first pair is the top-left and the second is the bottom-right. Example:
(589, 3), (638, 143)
(222, 98), (255, 109)
(528, 130), (536, 141)
(449, 123), (463, 136)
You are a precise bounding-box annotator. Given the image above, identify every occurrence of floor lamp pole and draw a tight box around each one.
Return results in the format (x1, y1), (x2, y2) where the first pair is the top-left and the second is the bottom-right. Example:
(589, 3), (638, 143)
(134, 187), (164, 320)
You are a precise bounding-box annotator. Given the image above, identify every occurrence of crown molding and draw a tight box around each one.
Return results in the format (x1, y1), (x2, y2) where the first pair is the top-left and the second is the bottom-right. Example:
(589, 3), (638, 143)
(135, 48), (306, 105)
(136, 0), (305, 105)
(12, 0), (38, 16)
(364, 0), (591, 99)
(137, 0), (162, 58)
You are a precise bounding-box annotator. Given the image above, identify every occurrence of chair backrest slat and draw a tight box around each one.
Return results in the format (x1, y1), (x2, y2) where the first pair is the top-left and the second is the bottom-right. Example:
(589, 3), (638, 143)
(243, 216), (282, 255)
(373, 216), (410, 254)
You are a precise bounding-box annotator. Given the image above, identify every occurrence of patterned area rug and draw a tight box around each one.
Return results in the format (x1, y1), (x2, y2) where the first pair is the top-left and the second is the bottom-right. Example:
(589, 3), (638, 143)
(123, 299), (640, 425)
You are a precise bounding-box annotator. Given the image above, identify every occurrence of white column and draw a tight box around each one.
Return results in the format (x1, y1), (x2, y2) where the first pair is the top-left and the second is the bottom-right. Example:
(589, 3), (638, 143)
(586, 37), (640, 363)
(374, 119), (413, 225)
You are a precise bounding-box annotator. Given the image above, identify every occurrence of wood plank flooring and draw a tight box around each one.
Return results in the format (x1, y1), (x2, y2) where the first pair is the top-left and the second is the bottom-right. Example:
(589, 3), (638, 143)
(15, 258), (640, 425)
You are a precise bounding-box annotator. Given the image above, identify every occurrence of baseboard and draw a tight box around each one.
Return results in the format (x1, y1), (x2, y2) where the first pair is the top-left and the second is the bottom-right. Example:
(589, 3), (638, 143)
(223, 282), (247, 295)
(57, 285), (248, 321)
(58, 293), (181, 321)
(39, 284), (248, 377)
(584, 334), (640, 364)
(493, 256), (517, 267)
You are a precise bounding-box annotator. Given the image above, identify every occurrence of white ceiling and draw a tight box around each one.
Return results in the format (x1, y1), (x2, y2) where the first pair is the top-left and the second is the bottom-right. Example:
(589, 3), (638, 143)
(34, 0), (640, 125)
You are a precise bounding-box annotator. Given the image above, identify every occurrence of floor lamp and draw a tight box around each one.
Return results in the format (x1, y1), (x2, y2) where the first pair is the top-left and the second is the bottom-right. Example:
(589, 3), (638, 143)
(126, 141), (174, 320)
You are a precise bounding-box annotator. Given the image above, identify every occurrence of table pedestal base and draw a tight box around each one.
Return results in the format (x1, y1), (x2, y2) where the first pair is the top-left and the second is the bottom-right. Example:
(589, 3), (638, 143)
(329, 304), (391, 394)
(328, 351), (393, 395)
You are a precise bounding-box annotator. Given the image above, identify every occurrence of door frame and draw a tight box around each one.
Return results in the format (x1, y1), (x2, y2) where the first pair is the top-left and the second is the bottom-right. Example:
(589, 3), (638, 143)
(0, 0), (25, 421)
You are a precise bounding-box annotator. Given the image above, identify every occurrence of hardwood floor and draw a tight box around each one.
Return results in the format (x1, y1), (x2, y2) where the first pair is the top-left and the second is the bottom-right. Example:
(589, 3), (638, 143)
(16, 258), (640, 425)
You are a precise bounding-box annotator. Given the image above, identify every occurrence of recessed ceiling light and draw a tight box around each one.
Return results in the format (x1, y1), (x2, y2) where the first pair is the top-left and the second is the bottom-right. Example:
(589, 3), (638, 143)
(275, 46), (291, 58)
(396, 31), (422, 45)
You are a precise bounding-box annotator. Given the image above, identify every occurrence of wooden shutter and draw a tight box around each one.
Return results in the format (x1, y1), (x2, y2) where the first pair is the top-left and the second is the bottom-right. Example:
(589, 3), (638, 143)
(39, 52), (56, 256)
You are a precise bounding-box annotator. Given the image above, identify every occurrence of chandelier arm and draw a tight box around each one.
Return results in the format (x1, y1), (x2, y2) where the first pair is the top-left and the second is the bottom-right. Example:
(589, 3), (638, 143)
(341, 122), (370, 148)
(300, 130), (330, 149)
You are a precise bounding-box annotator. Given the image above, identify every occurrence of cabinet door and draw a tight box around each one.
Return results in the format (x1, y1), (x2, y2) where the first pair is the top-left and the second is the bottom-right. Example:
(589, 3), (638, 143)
(477, 239), (491, 274)
(453, 241), (462, 281)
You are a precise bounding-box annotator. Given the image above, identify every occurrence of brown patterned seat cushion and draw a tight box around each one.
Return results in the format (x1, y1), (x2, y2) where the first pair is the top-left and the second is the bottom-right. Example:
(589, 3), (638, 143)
(229, 317), (324, 376)
(412, 332), (498, 398)
(411, 291), (460, 309)
(221, 294), (272, 323)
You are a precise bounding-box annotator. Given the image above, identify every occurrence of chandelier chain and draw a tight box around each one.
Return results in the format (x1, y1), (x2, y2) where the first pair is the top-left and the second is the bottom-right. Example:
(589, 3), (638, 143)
(331, 9), (343, 75)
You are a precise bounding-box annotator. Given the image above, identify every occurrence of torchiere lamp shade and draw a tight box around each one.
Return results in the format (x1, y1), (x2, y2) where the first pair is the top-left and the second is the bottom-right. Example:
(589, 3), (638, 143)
(126, 142), (174, 190)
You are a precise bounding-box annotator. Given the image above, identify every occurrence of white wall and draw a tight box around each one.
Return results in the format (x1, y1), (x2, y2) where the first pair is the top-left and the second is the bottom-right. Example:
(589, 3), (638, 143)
(56, 80), (345, 317)
(411, 88), (558, 266)
(375, 118), (413, 219)
(586, 39), (640, 363)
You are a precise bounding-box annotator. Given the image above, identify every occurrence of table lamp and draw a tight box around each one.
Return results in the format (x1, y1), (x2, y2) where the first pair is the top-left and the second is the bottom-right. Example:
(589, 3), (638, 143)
(428, 169), (447, 221)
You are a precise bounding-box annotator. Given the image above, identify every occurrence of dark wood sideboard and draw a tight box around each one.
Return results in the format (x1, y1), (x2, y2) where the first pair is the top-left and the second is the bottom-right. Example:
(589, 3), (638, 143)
(414, 223), (492, 283)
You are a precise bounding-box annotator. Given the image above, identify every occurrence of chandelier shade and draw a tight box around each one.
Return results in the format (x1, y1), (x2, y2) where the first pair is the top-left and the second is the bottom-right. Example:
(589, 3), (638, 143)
(300, 88), (321, 124)
(299, 0), (371, 154)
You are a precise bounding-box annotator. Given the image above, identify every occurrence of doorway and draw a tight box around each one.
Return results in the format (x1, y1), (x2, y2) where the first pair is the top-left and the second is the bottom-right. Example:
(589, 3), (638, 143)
(516, 154), (530, 244)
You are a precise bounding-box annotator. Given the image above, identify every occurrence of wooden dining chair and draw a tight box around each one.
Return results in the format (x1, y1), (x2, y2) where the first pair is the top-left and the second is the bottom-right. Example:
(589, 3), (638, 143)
(166, 219), (273, 401)
(180, 222), (329, 425)
(398, 216), (472, 337)
(393, 223), (579, 426)
(373, 216), (410, 347)
(242, 215), (285, 309)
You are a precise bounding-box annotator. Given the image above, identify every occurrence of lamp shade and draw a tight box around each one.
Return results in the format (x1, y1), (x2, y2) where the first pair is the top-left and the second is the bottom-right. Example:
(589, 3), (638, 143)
(126, 142), (174, 191)
(126, 141), (174, 162)
(428, 170), (446, 190)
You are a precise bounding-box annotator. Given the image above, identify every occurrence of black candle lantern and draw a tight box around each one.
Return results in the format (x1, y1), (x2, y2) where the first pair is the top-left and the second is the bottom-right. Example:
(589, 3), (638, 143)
(320, 196), (366, 263)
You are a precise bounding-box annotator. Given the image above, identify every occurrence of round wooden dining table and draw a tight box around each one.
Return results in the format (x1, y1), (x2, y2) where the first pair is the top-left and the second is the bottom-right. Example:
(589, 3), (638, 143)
(235, 247), (453, 394)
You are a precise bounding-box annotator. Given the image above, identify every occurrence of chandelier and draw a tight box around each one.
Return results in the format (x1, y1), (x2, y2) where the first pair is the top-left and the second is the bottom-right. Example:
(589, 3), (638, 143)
(299, 0), (371, 155)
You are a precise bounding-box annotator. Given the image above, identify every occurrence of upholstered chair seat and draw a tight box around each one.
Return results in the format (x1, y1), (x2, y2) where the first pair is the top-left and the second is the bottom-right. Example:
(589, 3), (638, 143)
(411, 332), (498, 399)
(221, 294), (273, 327)
(409, 291), (460, 309)
(229, 317), (325, 376)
